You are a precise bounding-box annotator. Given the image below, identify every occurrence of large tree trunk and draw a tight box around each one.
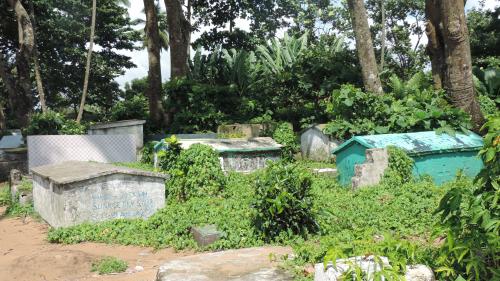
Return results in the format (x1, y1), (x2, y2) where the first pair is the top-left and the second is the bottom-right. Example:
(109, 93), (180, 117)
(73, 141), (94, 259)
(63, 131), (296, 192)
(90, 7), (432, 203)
(3, 0), (34, 127)
(76, 0), (97, 123)
(164, 0), (190, 78)
(144, 0), (168, 128)
(425, 0), (485, 130)
(347, 0), (383, 94)
(29, 0), (47, 112)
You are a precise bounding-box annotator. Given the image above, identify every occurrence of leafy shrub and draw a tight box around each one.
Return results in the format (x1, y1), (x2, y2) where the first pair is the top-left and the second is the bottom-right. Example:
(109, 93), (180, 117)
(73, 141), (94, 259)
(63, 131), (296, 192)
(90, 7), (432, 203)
(433, 113), (500, 280)
(164, 78), (237, 133)
(383, 146), (414, 184)
(140, 141), (155, 165)
(0, 184), (10, 206)
(110, 94), (149, 121)
(167, 144), (226, 201)
(478, 94), (497, 116)
(253, 161), (317, 240)
(273, 123), (299, 161)
(26, 111), (86, 135)
(324, 84), (472, 141)
(156, 136), (182, 172)
(91, 257), (128, 274)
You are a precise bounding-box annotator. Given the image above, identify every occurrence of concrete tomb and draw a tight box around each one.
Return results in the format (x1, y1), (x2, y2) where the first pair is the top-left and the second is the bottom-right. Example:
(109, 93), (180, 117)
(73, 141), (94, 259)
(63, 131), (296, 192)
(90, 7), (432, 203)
(300, 124), (341, 162)
(31, 161), (166, 227)
(88, 119), (146, 150)
(333, 131), (484, 187)
(178, 137), (282, 173)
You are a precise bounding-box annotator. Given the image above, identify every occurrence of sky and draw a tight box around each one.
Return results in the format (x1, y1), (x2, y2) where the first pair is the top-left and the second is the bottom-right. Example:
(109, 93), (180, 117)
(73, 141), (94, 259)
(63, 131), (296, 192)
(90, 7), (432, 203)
(114, 0), (499, 87)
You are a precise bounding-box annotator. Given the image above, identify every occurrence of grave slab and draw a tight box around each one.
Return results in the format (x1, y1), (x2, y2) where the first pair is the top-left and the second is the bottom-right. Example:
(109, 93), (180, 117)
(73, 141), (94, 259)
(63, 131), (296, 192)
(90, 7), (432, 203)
(178, 137), (283, 173)
(31, 161), (167, 227)
(155, 247), (292, 281)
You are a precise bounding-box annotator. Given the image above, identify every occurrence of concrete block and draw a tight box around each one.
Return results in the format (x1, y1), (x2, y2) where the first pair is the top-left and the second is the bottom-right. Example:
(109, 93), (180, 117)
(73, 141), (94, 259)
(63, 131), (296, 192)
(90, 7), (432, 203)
(31, 161), (167, 227)
(191, 224), (223, 247)
(88, 119), (146, 150)
(351, 148), (389, 190)
(178, 137), (282, 173)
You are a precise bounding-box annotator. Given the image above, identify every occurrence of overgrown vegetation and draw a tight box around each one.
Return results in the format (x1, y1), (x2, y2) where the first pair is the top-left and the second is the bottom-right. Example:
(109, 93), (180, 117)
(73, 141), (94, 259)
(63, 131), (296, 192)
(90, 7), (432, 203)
(25, 111), (86, 135)
(323, 82), (472, 141)
(432, 113), (500, 280)
(166, 144), (226, 201)
(91, 257), (128, 275)
(253, 161), (317, 241)
(272, 123), (300, 161)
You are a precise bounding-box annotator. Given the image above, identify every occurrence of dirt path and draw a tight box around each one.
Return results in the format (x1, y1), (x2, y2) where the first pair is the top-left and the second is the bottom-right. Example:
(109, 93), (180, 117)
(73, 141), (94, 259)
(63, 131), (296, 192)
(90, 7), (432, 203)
(0, 206), (192, 281)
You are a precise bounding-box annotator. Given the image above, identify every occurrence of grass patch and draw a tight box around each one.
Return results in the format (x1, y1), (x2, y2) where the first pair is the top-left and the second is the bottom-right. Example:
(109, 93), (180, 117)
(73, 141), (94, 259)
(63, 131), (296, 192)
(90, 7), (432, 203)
(0, 183), (10, 206)
(113, 162), (156, 172)
(91, 257), (128, 274)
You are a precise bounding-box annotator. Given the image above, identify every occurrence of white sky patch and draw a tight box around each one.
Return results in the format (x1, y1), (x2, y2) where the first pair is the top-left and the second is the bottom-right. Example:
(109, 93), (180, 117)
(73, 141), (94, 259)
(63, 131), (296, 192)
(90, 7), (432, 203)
(114, 0), (496, 87)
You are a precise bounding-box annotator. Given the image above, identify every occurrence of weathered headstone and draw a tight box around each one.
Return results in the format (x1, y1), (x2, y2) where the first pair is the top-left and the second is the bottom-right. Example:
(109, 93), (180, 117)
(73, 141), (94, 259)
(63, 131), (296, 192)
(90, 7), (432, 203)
(88, 119), (146, 150)
(31, 161), (167, 227)
(191, 224), (223, 247)
(300, 125), (340, 162)
(179, 137), (283, 173)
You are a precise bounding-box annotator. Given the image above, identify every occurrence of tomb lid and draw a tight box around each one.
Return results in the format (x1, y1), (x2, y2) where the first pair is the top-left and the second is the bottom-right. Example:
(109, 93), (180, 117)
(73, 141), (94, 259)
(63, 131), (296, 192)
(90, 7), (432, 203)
(31, 161), (167, 185)
(89, 119), (146, 130)
(179, 137), (282, 152)
(332, 130), (483, 156)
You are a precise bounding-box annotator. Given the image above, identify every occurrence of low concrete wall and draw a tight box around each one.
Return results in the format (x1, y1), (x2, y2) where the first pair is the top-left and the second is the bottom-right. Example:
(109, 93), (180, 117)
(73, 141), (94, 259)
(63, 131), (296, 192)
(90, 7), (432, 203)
(27, 135), (136, 170)
(88, 119), (145, 150)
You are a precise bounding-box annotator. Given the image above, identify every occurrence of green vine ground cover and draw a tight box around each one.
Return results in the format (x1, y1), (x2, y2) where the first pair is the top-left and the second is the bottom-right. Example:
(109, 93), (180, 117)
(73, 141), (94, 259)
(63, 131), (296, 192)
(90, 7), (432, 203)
(46, 161), (463, 279)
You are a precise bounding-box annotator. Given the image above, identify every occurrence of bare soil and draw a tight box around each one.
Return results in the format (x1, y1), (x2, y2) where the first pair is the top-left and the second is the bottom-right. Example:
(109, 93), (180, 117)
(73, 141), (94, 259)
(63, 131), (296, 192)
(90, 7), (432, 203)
(0, 206), (192, 281)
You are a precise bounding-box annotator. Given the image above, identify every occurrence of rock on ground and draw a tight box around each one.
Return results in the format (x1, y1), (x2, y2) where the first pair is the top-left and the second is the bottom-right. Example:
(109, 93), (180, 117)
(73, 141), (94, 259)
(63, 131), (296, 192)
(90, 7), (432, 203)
(155, 246), (292, 281)
(314, 256), (435, 281)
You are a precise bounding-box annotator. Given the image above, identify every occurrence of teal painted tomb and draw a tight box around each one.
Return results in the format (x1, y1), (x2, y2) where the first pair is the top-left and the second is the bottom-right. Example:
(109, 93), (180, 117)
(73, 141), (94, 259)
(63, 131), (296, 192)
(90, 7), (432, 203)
(333, 131), (484, 186)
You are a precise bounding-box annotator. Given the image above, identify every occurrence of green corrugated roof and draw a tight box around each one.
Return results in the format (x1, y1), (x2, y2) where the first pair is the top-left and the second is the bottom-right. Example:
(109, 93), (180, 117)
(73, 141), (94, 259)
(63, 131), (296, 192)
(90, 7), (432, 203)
(332, 131), (483, 156)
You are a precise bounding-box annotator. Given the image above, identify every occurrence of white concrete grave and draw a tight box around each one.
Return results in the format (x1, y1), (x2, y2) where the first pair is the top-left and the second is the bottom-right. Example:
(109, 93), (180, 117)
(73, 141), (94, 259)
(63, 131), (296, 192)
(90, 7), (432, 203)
(32, 161), (166, 227)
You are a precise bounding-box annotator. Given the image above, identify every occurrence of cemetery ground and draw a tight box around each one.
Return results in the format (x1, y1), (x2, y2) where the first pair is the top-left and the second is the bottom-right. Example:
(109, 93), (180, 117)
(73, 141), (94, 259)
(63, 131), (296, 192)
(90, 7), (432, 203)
(0, 161), (467, 280)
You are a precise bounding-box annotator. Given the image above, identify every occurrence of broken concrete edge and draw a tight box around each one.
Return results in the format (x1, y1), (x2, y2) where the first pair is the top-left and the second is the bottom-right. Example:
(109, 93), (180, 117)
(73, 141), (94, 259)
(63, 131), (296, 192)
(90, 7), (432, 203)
(314, 257), (435, 281)
(191, 224), (225, 247)
(30, 161), (168, 185)
(351, 148), (389, 190)
(89, 119), (146, 130)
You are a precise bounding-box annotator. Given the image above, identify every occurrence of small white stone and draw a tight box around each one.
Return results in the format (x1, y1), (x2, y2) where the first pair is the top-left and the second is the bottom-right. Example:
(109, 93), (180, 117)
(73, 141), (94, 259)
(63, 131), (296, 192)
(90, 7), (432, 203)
(405, 264), (435, 281)
(135, 265), (144, 272)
